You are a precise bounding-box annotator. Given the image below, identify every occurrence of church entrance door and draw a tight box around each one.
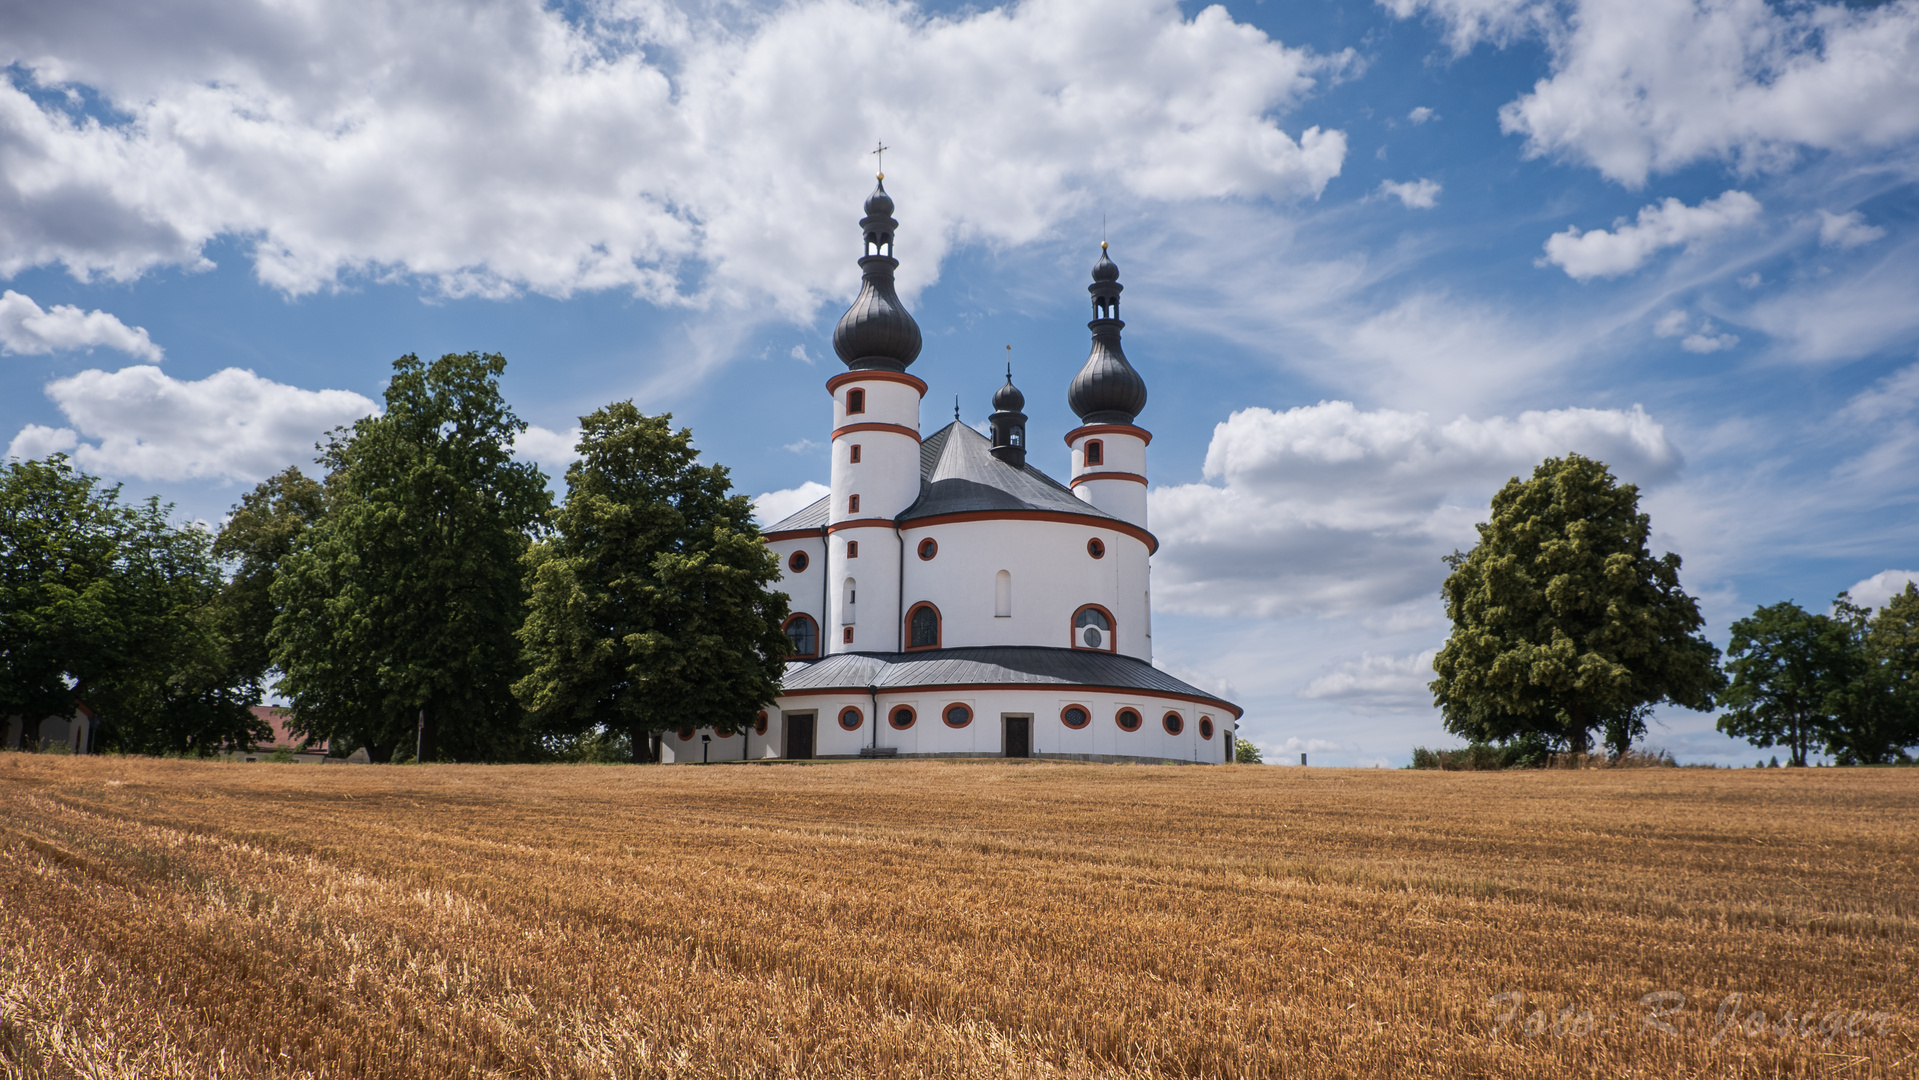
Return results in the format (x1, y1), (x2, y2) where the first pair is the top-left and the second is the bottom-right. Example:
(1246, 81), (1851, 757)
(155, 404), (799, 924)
(785, 713), (816, 760)
(1003, 715), (1031, 758)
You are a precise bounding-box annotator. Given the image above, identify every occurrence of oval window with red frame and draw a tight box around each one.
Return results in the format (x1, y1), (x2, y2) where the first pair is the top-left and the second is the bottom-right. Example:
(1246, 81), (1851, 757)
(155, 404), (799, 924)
(1198, 715), (1214, 740)
(787, 550), (809, 573)
(1086, 537), (1106, 559)
(917, 537), (938, 560)
(755, 711), (769, 735)
(1115, 708), (1142, 732)
(889, 705), (916, 730)
(1060, 704), (1090, 729)
(838, 706), (863, 731)
(943, 703), (973, 728)
(1162, 711), (1184, 735)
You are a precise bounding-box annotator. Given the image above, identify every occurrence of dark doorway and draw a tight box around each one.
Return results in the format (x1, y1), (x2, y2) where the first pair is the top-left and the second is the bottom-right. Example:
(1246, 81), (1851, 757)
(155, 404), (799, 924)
(1004, 715), (1030, 758)
(784, 713), (816, 760)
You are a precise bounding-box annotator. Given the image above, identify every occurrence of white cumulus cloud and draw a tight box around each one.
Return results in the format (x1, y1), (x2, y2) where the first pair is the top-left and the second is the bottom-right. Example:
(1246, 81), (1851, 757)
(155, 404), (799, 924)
(0, 0), (1350, 316)
(1378, 178), (1440, 209)
(1818, 211), (1887, 250)
(0, 290), (162, 360)
(1407, 105), (1437, 124)
(1300, 648), (1438, 708)
(1845, 569), (1919, 612)
(753, 480), (830, 529)
(1150, 400), (1681, 618)
(12, 365), (375, 482)
(1542, 190), (1761, 280)
(1680, 324), (1738, 354)
(511, 425), (580, 468)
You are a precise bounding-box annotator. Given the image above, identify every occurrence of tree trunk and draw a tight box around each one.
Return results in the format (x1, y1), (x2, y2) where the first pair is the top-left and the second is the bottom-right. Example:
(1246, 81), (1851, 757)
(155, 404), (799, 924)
(418, 703), (436, 764)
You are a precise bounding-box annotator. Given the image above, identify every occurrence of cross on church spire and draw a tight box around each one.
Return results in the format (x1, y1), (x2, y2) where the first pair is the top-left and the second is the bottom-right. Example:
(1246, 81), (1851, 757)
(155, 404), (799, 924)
(872, 141), (889, 180)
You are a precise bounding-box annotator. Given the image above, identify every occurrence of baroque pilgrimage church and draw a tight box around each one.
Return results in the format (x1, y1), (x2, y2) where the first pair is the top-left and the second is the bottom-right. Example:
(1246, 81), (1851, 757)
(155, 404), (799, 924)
(662, 179), (1241, 764)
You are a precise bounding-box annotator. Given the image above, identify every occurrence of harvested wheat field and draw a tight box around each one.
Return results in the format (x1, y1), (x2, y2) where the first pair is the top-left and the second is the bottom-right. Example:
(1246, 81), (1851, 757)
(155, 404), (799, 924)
(1, 756), (1914, 1080)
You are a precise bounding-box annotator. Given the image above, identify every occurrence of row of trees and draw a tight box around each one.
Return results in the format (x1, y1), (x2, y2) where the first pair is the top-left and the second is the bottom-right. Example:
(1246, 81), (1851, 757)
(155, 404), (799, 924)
(3, 352), (791, 761)
(1429, 454), (1918, 764)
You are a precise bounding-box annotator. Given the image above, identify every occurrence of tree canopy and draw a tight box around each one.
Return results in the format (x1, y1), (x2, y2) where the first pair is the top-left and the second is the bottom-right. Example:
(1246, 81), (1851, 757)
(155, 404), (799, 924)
(271, 352), (551, 763)
(514, 403), (789, 762)
(1430, 454), (1725, 756)
(1716, 600), (1853, 766)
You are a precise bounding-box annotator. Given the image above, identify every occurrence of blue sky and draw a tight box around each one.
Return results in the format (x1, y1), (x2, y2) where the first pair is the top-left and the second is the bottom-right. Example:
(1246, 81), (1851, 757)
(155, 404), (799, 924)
(4, 0), (1916, 765)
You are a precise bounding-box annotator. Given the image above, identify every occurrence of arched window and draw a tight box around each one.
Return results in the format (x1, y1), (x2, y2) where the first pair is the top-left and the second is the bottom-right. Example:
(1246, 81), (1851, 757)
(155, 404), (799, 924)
(782, 614), (819, 658)
(889, 705), (916, 730)
(1086, 537), (1105, 559)
(994, 570), (1011, 617)
(917, 537), (938, 560)
(847, 388), (865, 414)
(1115, 708), (1142, 732)
(1162, 711), (1184, 735)
(1072, 605), (1115, 651)
(1085, 440), (1103, 467)
(838, 706), (863, 731)
(1060, 704), (1090, 729)
(943, 703), (973, 728)
(1198, 716), (1214, 740)
(905, 602), (941, 650)
(787, 550), (809, 573)
(842, 578), (856, 624)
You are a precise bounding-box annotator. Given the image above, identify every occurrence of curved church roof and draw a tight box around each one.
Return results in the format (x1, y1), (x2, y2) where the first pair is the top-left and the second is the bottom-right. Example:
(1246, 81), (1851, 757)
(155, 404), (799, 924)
(780, 646), (1241, 716)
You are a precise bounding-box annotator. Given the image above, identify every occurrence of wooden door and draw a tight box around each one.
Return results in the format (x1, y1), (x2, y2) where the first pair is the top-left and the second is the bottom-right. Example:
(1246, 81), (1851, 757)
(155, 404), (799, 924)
(785, 713), (815, 760)
(1004, 716), (1030, 758)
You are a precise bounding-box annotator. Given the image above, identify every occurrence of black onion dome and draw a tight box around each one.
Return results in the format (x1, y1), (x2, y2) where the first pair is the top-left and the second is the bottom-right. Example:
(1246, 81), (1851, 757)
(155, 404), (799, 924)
(992, 374), (1025, 412)
(1069, 244), (1147, 425)
(832, 179), (922, 371)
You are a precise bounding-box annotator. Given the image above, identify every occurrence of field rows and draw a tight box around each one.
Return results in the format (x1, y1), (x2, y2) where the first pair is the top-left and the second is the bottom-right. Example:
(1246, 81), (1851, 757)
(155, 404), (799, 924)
(2, 756), (1915, 1078)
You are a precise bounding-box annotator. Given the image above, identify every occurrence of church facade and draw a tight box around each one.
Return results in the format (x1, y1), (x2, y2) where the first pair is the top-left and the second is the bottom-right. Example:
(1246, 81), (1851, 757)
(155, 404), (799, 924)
(661, 179), (1240, 764)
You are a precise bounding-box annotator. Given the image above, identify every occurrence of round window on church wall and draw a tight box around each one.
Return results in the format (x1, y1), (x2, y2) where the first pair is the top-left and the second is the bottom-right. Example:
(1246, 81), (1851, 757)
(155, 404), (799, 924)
(1060, 704), (1090, 729)
(1162, 712), (1184, 736)
(788, 551), (809, 573)
(1198, 716), (1214, 740)
(756, 711), (769, 736)
(839, 706), (863, 731)
(943, 703), (973, 728)
(890, 705), (916, 730)
(918, 538), (938, 560)
(1116, 709), (1142, 732)
(1086, 538), (1106, 559)
(678, 726), (696, 741)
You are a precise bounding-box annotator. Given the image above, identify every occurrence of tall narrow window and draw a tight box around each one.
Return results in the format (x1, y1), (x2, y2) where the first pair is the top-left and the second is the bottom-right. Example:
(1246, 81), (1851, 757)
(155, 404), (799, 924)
(994, 570), (1012, 617)
(850, 444), (862, 463)
(847, 388), (865, 414)
(848, 494), (860, 513)
(842, 578), (856, 624)
(847, 540), (859, 558)
(905, 602), (941, 650)
(1085, 440), (1103, 467)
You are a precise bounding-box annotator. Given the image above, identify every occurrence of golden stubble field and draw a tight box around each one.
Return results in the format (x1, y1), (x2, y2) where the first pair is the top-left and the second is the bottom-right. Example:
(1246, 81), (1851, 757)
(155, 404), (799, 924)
(0, 756), (1913, 1079)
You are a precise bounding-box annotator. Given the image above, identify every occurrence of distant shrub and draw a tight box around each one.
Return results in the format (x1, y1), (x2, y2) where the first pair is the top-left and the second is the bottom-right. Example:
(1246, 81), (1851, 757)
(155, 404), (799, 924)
(267, 746), (297, 763)
(1410, 738), (1675, 770)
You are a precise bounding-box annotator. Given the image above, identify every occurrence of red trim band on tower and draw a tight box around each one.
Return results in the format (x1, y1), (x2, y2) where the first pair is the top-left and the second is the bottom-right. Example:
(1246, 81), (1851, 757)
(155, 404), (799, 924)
(832, 422), (921, 442)
(1069, 471), (1148, 489)
(825, 518), (899, 534)
(901, 510), (1157, 555)
(827, 370), (929, 397)
(1064, 423), (1152, 447)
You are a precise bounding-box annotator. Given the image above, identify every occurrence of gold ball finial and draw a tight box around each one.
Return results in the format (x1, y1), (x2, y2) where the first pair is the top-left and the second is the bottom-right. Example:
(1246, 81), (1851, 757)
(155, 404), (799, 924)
(1101, 240), (1108, 250)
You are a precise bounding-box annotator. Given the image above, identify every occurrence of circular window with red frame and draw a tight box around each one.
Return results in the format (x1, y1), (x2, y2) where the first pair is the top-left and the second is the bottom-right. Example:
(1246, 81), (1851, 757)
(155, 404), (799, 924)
(1086, 537), (1106, 559)
(1198, 715), (1214, 740)
(1115, 708), (1142, 732)
(917, 537), (938, 560)
(788, 550), (809, 573)
(1060, 704), (1090, 729)
(943, 703), (973, 728)
(755, 710), (769, 735)
(838, 706), (863, 731)
(1162, 711), (1184, 735)
(889, 705), (916, 730)
(678, 726), (695, 741)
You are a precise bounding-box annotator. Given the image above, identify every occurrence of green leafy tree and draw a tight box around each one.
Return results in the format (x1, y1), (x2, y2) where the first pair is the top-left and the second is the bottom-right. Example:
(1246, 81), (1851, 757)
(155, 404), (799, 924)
(514, 403), (789, 762)
(1716, 601), (1852, 766)
(1827, 585), (1919, 764)
(1430, 454), (1725, 757)
(0, 455), (262, 754)
(210, 467), (326, 692)
(272, 352), (551, 763)
(1233, 737), (1263, 764)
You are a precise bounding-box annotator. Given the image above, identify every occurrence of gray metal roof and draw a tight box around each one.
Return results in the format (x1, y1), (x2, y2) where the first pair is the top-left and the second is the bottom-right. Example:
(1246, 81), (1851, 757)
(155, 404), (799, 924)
(779, 646), (1239, 714)
(901, 422), (1120, 524)
(764, 493), (830, 536)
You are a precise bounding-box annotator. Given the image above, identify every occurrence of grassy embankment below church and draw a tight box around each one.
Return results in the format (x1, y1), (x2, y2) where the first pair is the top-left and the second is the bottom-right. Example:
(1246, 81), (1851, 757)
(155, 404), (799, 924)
(2, 755), (1914, 1078)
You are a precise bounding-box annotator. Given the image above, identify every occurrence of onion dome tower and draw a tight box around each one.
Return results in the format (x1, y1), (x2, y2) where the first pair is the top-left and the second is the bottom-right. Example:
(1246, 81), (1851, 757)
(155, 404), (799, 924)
(825, 173), (928, 654)
(1066, 243), (1150, 529)
(988, 362), (1028, 467)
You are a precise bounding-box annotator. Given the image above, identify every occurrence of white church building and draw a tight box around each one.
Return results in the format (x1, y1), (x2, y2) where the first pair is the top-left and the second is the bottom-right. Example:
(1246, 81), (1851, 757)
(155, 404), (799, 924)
(662, 179), (1240, 764)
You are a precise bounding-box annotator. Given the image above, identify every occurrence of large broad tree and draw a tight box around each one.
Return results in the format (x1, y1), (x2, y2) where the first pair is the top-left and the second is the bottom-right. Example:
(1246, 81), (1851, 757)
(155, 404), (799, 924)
(272, 352), (551, 763)
(1717, 600), (1853, 766)
(0, 455), (263, 753)
(1430, 454), (1725, 757)
(514, 403), (789, 762)
(1826, 585), (1919, 764)
(210, 467), (326, 696)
